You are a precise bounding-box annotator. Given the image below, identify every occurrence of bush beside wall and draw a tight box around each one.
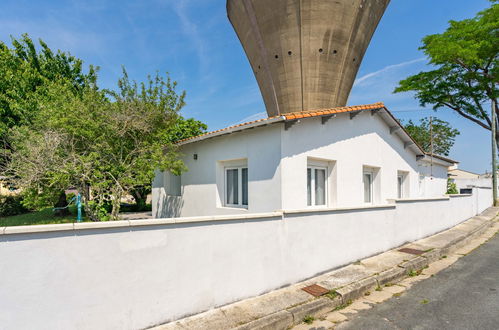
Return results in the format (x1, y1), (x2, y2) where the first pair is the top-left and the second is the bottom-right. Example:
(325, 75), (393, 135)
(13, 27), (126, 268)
(0, 195), (30, 217)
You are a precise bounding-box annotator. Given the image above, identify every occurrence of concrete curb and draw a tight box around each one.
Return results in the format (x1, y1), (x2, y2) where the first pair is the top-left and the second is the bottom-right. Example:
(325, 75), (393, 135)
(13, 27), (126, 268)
(152, 208), (498, 330)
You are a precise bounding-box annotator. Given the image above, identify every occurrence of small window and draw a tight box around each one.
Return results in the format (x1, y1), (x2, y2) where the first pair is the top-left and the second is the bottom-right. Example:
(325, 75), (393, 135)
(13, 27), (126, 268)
(363, 171), (373, 203)
(397, 175), (404, 199)
(225, 167), (248, 207)
(307, 166), (327, 206)
(167, 173), (181, 196)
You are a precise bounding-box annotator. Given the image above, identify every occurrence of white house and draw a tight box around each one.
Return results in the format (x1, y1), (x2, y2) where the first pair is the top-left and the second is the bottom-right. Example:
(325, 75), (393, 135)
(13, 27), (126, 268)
(152, 102), (456, 218)
(449, 166), (493, 194)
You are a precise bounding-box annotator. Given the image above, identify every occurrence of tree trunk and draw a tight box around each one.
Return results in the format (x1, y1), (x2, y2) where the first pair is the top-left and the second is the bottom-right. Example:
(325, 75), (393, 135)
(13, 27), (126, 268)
(131, 186), (151, 211)
(53, 191), (70, 217)
(80, 184), (100, 222)
(110, 189), (122, 221)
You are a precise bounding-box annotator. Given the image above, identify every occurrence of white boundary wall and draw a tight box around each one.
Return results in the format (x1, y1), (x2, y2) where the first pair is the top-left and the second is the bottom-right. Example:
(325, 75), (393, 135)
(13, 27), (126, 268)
(0, 190), (491, 330)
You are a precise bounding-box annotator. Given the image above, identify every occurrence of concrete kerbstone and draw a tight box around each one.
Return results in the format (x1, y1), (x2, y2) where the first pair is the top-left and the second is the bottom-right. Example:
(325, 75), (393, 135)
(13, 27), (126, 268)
(336, 276), (378, 303)
(74, 220), (130, 230)
(375, 267), (407, 286)
(0, 226), (6, 235)
(421, 249), (442, 263)
(4, 223), (74, 234)
(398, 256), (428, 273)
(287, 297), (339, 325)
(234, 310), (293, 330)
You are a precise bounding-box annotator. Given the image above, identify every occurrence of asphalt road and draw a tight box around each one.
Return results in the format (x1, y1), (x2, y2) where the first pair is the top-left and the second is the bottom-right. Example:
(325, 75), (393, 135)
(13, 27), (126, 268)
(338, 232), (499, 330)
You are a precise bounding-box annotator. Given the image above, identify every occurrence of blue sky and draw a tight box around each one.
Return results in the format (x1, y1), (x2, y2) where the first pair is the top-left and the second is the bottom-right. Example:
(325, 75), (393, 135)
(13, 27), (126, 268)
(0, 0), (493, 173)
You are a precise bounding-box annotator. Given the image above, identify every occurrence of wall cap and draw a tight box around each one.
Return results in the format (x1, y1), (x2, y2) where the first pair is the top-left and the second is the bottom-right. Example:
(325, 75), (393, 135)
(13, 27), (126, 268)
(282, 204), (396, 215)
(388, 197), (450, 203)
(2, 212), (284, 235)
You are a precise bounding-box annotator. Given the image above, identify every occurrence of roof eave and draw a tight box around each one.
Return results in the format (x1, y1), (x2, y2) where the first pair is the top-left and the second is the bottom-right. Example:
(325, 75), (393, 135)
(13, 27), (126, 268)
(177, 116), (285, 146)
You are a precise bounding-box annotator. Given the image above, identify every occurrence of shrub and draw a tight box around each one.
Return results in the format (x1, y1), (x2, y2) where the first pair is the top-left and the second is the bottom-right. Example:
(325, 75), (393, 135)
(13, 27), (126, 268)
(0, 195), (30, 217)
(446, 178), (458, 194)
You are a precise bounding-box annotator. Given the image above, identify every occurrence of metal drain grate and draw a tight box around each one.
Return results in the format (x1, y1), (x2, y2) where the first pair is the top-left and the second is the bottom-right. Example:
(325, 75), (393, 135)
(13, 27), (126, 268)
(302, 284), (329, 297)
(398, 248), (425, 255)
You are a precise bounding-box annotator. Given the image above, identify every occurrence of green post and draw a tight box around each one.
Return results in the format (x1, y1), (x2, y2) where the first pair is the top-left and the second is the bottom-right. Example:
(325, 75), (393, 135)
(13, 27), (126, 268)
(77, 194), (82, 222)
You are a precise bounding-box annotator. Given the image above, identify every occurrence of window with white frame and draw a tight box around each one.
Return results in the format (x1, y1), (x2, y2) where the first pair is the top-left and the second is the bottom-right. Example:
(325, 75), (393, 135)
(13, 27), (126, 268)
(307, 166), (327, 206)
(363, 171), (373, 203)
(397, 174), (404, 199)
(225, 166), (248, 207)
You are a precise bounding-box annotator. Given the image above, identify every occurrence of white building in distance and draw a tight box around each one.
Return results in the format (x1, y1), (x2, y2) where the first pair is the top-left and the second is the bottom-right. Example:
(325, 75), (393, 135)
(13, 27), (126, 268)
(152, 103), (456, 218)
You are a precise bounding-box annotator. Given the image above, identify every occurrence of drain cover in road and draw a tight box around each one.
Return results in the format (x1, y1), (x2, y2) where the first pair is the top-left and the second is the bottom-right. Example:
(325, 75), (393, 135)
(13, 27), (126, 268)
(398, 248), (425, 255)
(302, 284), (329, 297)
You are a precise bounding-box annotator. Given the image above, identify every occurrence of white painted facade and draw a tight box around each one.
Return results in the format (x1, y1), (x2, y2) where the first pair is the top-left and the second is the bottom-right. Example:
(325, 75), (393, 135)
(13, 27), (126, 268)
(153, 110), (453, 218)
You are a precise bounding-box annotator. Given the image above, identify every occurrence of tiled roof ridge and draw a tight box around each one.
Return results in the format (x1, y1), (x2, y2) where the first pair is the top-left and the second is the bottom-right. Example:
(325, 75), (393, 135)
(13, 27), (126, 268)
(282, 102), (385, 120)
(176, 102), (385, 144)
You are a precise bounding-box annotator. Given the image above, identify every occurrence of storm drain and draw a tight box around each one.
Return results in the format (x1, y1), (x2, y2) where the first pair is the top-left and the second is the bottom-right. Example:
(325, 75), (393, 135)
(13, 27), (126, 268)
(398, 248), (425, 255)
(301, 284), (329, 297)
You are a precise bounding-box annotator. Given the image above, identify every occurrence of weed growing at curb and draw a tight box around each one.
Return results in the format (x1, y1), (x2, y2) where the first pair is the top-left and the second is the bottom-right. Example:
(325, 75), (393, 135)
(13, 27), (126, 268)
(440, 255), (448, 259)
(364, 291), (371, 296)
(425, 248), (434, 252)
(385, 283), (394, 287)
(420, 299), (429, 304)
(375, 285), (383, 291)
(393, 292), (402, 297)
(407, 269), (422, 277)
(326, 290), (339, 300)
(333, 300), (353, 311)
(303, 315), (315, 324)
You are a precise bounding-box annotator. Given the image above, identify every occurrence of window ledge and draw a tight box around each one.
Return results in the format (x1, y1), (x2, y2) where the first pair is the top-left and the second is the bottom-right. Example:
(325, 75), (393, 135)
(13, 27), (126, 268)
(217, 206), (249, 211)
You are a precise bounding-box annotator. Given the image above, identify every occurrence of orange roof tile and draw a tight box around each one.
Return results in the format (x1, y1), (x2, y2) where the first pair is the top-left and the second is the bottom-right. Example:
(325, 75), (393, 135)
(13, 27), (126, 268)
(176, 102), (386, 145)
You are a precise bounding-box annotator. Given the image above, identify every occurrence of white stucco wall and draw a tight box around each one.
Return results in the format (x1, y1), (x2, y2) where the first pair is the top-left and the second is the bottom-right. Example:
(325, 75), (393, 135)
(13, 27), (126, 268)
(155, 124), (283, 217)
(280, 112), (436, 210)
(0, 191), (491, 330)
(153, 111), (450, 218)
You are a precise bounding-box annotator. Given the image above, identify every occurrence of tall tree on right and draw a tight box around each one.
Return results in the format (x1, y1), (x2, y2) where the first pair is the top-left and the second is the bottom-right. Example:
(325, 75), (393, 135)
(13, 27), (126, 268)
(394, 1), (498, 143)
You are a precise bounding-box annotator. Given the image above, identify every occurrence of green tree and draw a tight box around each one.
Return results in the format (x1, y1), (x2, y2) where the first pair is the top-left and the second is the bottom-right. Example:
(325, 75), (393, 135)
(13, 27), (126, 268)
(8, 70), (196, 221)
(395, 1), (498, 143)
(0, 34), (97, 138)
(0, 34), (98, 214)
(404, 117), (460, 156)
(130, 115), (207, 209)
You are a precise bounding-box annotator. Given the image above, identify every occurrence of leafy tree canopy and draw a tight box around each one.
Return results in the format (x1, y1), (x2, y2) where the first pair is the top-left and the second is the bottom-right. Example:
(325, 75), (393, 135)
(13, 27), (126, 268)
(0, 34), (98, 136)
(395, 1), (498, 138)
(2, 35), (207, 219)
(8, 70), (195, 220)
(404, 117), (460, 156)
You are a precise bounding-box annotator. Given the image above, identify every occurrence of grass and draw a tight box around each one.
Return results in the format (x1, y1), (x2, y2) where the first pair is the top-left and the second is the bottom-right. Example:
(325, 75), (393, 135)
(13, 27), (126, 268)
(375, 285), (383, 291)
(303, 315), (315, 324)
(407, 269), (422, 277)
(333, 300), (352, 311)
(393, 292), (402, 297)
(0, 203), (152, 227)
(420, 299), (430, 304)
(0, 206), (85, 227)
(326, 290), (339, 300)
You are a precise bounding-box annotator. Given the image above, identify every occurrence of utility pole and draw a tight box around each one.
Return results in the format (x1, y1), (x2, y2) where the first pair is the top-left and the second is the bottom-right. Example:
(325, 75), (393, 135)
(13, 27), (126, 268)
(430, 116), (434, 179)
(492, 100), (497, 206)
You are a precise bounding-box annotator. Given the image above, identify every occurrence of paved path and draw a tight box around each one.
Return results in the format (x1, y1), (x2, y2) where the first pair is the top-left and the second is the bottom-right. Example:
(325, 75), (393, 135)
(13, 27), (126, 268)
(337, 232), (499, 330)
